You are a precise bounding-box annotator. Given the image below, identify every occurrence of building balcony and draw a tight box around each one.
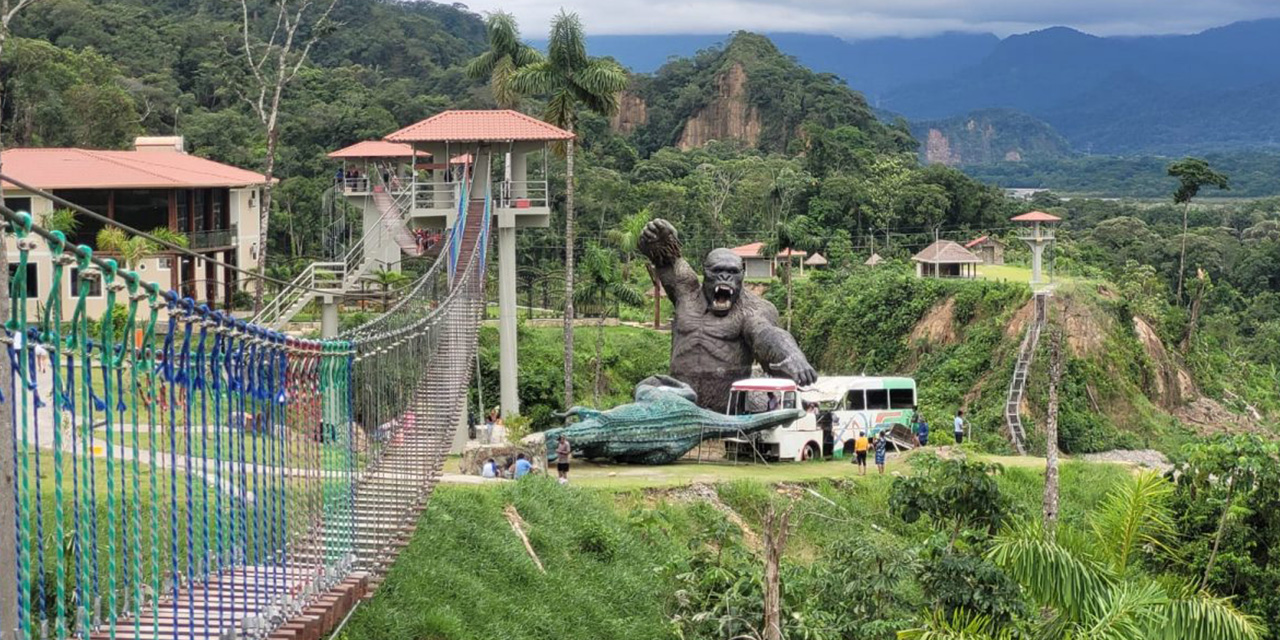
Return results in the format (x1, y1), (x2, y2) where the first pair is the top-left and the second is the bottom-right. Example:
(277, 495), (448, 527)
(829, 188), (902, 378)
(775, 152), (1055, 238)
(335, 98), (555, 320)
(191, 225), (237, 250)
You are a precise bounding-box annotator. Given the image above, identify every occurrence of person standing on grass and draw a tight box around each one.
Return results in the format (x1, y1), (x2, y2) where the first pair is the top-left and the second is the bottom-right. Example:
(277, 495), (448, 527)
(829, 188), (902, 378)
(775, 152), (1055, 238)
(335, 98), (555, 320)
(913, 410), (929, 447)
(873, 432), (888, 474)
(953, 409), (966, 445)
(555, 435), (572, 484)
(853, 431), (869, 475)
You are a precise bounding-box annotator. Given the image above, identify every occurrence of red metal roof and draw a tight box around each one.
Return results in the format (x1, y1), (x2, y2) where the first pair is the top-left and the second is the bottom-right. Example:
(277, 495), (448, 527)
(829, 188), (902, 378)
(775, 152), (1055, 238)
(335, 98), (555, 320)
(328, 140), (427, 159)
(0, 148), (268, 190)
(1011, 211), (1062, 222)
(729, 242), (808, 259)
(385, 110), (575, 143)
(964, 235), (989, 249)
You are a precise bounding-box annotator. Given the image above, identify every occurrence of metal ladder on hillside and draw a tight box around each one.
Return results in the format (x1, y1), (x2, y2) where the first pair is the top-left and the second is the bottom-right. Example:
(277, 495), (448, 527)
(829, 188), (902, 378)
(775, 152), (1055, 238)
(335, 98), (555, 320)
(1005, 291), (1049, 454)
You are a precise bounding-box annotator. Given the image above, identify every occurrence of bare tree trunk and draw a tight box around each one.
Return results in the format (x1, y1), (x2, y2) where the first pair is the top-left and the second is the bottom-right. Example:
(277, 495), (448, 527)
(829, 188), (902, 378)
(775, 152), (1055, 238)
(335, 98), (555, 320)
(784, 250), (793, 332)
(253, 127), (277, 314)
(1176, 201), (1191, 303)
(1201, 479), (1236, 591)
(594, 309), (605, 406)
(563, 133), (576, 409)
(761, 502), (793, 640)
(647, 264), (661, 329)
(1182, 270), (1205, 353)
(1044, 327), (1063, 539)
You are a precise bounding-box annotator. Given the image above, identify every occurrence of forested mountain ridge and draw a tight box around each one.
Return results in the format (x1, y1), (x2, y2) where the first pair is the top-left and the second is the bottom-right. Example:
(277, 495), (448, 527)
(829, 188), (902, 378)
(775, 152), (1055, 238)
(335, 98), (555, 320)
(615, 32), (914, 157)
(910, 109), (1073, 166)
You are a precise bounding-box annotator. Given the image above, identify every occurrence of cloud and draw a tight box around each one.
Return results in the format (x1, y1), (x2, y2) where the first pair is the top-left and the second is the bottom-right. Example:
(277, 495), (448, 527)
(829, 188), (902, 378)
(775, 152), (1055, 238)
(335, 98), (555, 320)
(463, 0), (1280, 38)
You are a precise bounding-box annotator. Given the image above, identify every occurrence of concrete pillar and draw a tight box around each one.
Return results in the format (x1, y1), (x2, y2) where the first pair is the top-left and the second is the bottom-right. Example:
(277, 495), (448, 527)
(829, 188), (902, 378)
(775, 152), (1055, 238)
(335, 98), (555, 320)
(450, 409), (470, 454)
(511, 151), (528, 204)
(499, 224), (519, 417)
(1031, 244), (1045, 285)
(320, 294), (339, 339)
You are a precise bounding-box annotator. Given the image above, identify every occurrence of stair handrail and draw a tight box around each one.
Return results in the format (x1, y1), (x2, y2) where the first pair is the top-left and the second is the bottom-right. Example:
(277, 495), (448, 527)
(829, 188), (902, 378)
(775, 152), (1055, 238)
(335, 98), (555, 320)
(253, 261), (319, 326)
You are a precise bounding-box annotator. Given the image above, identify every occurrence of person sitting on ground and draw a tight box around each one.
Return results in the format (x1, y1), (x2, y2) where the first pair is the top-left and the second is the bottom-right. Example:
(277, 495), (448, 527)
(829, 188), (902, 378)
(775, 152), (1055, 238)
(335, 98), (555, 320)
(913, 410), (929, 447)
(853, 431), (869, 475)
(874, 432), (888, 475)
(481, 458), (498, 479)
(512, 453), (533, 479)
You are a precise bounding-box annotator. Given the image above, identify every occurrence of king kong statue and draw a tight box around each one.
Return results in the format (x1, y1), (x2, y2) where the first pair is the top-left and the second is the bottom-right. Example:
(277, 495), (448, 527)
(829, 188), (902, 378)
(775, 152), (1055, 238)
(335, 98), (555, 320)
(638, 218), (818, 411)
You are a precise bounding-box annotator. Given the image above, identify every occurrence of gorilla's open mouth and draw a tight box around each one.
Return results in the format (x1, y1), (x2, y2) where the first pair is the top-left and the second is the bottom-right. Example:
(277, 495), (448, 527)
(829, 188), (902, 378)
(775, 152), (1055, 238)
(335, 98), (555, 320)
(711, 284), (735, 312)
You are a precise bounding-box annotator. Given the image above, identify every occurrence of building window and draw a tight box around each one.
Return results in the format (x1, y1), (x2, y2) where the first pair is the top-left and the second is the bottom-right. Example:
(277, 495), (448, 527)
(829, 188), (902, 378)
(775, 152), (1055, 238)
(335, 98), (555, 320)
(6, 264), (37, 298)
(3, 197), (32, 214)
(69, 268), (103, 298)
(157, 257), (173, 270)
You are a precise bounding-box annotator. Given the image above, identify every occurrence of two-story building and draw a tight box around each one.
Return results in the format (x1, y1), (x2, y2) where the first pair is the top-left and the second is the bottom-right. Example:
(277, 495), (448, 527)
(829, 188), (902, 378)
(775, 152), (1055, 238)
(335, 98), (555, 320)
(2, 136), (266, 320)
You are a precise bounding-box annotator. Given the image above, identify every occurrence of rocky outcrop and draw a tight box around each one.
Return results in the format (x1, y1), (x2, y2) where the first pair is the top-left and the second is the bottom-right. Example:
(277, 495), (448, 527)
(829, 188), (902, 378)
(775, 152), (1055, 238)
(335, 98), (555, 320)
(912, 108), (1072, 166)
(678, 63), (761, 150)
(924, 129), (958, 166)
(611, 90), (648, 134)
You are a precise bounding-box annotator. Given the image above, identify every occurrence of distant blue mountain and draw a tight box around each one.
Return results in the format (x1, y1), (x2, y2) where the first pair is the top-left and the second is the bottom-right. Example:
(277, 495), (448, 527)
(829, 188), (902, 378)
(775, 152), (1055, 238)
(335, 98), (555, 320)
(533, 31), (999, 100)
(560, 19), (1280, 153)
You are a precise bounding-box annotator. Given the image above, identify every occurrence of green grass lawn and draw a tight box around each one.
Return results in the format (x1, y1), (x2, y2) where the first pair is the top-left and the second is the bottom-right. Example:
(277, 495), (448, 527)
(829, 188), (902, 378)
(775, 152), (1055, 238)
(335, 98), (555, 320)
(341, 457), (1133, 640)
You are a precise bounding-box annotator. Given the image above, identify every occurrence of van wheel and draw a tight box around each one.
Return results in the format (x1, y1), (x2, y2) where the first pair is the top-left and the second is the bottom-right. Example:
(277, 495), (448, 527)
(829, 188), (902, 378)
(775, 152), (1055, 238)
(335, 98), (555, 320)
(801, 442), (820, 461)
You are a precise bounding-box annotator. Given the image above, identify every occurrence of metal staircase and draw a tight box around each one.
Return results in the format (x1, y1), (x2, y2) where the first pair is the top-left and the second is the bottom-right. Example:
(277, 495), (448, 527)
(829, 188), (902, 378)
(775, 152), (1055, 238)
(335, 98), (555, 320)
(252, 168), (422, 329)
(1005, 291), (1049, 454)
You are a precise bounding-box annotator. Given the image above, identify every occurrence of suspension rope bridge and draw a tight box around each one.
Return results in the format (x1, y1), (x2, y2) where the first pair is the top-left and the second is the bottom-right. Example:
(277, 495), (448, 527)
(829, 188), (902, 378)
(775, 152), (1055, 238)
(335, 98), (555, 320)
(0, 156), (492, 639)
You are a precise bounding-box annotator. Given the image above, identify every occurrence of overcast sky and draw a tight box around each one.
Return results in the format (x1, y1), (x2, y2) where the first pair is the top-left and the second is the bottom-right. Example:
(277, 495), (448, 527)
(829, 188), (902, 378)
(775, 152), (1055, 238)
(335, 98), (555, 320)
(464, 0), (1280, 39)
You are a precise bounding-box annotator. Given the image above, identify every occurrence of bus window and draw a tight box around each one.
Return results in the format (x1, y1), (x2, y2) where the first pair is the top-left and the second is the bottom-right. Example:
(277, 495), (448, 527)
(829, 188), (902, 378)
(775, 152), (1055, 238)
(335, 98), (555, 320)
(889, 388), (915, 409)
(866, 389), (889, 410)
(783, 391), (796, 409)
(844, 390), (865, 411)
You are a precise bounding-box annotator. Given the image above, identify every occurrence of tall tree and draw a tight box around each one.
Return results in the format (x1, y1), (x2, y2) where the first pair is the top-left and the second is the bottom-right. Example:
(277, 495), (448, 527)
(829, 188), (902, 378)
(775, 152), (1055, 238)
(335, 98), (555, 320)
(238, 0), (341, 313)
(465, 11), (540, 109)
(1168, 158), (1228, 302)
(762, 214), (819, 331)
(510, 10), (627, 409)
(574, 243), (643, 406)
(607, 209), (661, 327)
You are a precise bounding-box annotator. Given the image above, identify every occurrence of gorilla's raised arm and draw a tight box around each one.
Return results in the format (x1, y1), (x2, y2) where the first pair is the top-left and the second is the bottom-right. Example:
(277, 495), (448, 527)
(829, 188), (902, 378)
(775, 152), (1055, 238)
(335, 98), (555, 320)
(742, 305), (818, 387)
(638, 219), (701, 305)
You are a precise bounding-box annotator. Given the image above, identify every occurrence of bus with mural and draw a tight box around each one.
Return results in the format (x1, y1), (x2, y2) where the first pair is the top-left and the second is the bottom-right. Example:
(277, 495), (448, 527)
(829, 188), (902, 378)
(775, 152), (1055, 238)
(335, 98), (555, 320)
(721, 376), (918, 462)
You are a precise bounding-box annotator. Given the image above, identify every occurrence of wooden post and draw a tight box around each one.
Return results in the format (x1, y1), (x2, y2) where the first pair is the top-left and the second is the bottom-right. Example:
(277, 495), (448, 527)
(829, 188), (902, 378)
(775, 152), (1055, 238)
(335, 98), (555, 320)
(761, 501), (794, 640)
(0, 225), (18, 640)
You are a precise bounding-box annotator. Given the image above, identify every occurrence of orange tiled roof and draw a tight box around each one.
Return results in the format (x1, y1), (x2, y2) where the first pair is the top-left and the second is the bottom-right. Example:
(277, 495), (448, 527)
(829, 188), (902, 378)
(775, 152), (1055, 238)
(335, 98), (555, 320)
(1011, 210), (1062, 222)
(730, 242), (767, 258)
(0, 148), (268, 190)
(328, 140), (428, 159)
(385, 110), (575, 143)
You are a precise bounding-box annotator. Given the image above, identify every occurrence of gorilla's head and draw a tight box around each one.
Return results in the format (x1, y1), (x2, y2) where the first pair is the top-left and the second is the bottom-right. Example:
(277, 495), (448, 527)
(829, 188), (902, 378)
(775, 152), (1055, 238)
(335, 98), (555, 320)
(702, 248), (744, 315)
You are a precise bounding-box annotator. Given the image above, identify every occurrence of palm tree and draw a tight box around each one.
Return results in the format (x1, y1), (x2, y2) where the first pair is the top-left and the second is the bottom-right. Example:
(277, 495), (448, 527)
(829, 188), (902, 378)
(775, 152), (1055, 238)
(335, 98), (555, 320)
(761, 214), (819, 331)
(39, 208), (81, 236)
(979, 472), (1263, 640)
(607, 209), (661, 327)
(465, 11), (541, 109)
(510, 10), (628, 409)
(367, 267), (411, 312)
(575, 243), (644, 406)
(96, 226), (190, 270)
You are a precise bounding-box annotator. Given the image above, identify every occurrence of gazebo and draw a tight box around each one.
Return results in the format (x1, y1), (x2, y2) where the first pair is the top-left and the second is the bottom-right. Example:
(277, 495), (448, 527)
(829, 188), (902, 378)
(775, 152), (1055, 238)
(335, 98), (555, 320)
(911, 240), (983, 278)
(804, 253), (828, 269)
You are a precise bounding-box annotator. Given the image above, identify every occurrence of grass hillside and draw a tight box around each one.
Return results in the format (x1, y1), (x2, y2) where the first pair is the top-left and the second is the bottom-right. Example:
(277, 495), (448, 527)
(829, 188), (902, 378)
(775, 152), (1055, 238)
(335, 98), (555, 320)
(338, 459), (1133, 640)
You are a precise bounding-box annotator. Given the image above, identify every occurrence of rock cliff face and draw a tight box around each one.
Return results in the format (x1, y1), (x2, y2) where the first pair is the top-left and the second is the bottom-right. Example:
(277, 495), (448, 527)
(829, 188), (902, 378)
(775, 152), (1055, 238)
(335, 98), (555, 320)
(912, 108), (1072, 166)
(611, 91), (648, 134)
(677, 63), (761, 150)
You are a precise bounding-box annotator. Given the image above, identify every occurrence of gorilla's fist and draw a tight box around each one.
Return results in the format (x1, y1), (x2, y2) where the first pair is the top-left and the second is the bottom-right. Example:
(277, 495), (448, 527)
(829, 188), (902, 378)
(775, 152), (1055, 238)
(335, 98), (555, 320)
(638, 218), (682, 267)
(772, 354), (818, 388)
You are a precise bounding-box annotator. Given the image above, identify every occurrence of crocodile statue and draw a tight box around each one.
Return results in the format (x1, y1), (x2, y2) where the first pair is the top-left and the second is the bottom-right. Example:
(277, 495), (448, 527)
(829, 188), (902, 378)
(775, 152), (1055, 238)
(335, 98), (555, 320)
(532, 376), (803, 465)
